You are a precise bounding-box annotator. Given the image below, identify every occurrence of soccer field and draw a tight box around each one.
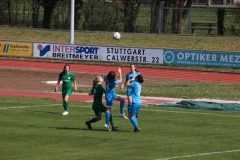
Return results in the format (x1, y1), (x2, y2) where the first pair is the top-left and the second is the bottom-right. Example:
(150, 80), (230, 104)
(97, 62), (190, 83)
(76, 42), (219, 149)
(1, 96), (240, 160)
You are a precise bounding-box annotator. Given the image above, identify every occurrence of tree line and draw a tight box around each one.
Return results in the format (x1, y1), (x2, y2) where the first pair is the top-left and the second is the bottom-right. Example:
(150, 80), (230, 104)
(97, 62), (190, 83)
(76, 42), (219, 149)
(0, 0), (238, 34)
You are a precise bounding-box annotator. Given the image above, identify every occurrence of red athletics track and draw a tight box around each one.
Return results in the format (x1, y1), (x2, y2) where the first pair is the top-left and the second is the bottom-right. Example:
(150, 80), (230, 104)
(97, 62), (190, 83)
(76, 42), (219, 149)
(0, 59), (239, 105)
(0, 59), (240, 83)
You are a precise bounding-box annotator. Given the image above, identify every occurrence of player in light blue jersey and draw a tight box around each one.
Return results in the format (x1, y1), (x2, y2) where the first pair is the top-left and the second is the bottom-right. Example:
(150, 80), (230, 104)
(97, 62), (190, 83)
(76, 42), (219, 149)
(121, 64), (140, 113)
(85, 76), (119, 132)
(126, 74), (144, 132)
(104, 67), (126, 130)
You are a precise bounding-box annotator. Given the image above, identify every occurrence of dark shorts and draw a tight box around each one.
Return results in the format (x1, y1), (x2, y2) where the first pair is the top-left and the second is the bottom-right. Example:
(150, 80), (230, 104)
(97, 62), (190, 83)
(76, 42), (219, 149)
(92, 103), (107, 116)
(62, 88), (72, 98)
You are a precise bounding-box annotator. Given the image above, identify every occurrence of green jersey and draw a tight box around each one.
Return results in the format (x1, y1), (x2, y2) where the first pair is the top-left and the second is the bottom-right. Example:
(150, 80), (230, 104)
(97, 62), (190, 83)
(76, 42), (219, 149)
(92, 84), (105, 104)
(58, 72), (76, 91)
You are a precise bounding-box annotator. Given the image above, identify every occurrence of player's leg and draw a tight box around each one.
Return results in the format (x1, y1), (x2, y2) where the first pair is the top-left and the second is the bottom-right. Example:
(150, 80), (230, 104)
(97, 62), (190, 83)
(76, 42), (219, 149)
(109, 114), (119, 131)
(62, 89), (72, 115)
(85, 104), (101, 130)
(105, 107), (112, 131)
(104, 97), (113, 131)
(115, 95), (128, 119)
(129, 103), (141, 132)
(61, 91), (68, 115)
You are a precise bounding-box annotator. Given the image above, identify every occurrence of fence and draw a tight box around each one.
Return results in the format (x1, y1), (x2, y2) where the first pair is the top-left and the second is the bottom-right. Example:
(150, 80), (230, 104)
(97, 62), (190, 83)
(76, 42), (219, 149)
(0, 0), (239, 36)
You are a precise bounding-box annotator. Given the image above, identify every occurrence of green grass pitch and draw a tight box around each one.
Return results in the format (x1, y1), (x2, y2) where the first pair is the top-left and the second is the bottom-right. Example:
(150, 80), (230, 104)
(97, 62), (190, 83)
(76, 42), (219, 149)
(1, 96), (240, 160)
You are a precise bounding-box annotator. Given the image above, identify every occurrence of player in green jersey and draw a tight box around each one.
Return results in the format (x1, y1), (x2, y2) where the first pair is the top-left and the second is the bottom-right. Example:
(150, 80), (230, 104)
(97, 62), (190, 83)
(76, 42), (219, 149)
(85, 76), (119, 131)
(55, 64), (77, 115)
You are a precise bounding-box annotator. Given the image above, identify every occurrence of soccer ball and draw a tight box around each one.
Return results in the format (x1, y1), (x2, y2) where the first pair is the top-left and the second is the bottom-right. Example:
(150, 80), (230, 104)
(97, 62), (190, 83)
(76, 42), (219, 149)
(113, 32), (121, 40)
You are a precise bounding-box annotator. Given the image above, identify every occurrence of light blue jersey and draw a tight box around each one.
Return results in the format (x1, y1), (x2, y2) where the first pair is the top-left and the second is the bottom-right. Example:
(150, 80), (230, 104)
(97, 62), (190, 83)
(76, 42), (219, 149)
(126, 71), (140, 96)
(104, 75), (119, 106)
(130, 81), (141, 104)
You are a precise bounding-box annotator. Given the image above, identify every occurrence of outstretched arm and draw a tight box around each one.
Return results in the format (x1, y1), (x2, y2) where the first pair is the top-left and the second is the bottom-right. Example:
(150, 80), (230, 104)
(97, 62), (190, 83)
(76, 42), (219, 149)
(121, 79), (126, 89)
(73, 80), (77, 91)
(126, 78), (131, 87)
(118, 67), (122, 83)
(55, 80), (61, 92)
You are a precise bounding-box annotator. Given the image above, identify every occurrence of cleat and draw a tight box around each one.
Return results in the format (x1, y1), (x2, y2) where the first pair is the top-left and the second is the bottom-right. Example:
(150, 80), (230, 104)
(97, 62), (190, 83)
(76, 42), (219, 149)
(119, 113), (128, 119)
(104, 124), (111, 131)
(134, 127), (141, 132)
(62, 111), (68, 115)
(85, 121), (92, 130)
(112, 126), (120, 131)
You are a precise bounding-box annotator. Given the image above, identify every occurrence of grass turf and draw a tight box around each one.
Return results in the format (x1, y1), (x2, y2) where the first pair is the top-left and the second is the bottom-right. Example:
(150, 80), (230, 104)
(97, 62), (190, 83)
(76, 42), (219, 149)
(1, 96), (240, 160)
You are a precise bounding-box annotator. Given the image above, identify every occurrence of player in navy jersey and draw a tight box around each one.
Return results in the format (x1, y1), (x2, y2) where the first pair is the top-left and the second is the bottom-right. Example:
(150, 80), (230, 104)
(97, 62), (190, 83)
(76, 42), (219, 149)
(121, 64), (140, 114)
(126, 74), (144, 132)
(104, 67), (126, 130)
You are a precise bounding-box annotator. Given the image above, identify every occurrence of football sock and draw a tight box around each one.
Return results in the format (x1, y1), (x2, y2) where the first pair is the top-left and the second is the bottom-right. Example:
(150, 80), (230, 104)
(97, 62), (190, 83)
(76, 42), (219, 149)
(130, 116), (138, 128)
(109, 115), (116, 128)
(105, 111), (110, 125)
(120, 100), (125, 114)
(65, 102), (69, 111)
(88, 117), (98, 123)
(63, 102), (66, 111)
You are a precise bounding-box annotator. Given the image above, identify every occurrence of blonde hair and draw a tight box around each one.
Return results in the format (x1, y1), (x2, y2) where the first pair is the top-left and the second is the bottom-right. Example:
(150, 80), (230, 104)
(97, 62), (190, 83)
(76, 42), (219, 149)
(91, 76), (102, 90)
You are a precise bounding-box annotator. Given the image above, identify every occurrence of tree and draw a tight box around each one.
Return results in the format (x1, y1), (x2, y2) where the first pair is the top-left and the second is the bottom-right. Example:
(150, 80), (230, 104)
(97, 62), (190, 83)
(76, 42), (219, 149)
(161, 0), (193, 34)
(172, 0), (192, 34)
(7, 0), (11, 25)
(38, 0), (62, 29)
(150, 0), (193, 34)
(217, 8), (226, 35)
(150, 0), (162, 33)
(31, 0), (41, 28)
(121, 0), (142, 32)
(0, 0), (11, 25)
(74, 0), (84, 30)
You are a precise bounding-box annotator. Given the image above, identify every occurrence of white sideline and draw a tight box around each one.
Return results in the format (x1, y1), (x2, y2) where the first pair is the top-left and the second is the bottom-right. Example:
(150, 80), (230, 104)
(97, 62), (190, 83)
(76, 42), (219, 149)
(2, 103), (240, 118)
(142, 108), (240, 118)
(0, 104), (59, 109)
(154, 149), (240, 160)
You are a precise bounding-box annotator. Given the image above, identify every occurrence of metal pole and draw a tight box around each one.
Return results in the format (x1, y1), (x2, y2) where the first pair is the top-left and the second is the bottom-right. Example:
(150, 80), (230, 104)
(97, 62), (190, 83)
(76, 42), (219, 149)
(70, 0), (75, 44)
(188, 8), (191, 34)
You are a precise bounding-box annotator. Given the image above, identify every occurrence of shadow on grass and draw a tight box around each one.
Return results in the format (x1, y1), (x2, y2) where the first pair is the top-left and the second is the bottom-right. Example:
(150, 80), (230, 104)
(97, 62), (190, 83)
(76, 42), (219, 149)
(54, 126), (129, 132)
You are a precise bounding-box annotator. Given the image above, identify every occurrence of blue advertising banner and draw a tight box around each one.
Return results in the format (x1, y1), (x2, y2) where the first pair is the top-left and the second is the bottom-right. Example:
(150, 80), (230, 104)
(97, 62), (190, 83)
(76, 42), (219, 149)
(163, 49), (240, 68)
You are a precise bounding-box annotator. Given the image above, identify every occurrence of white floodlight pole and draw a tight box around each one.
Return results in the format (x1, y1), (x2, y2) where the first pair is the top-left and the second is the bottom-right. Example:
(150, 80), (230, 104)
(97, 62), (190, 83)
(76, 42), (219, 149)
(70, 0), (75, 44)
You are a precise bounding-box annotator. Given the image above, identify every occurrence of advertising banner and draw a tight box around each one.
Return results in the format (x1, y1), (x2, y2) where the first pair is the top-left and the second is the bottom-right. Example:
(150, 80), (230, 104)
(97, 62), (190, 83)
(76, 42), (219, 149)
(0, 41), (32, 57)
(33, 43), (164, 64)
(163, 49), (240, 68)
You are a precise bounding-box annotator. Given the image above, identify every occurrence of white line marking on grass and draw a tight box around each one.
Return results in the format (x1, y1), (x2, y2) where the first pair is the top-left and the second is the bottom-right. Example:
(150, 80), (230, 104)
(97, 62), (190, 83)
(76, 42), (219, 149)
(154, 149), (240, 160)
(72, 105), (91, 108)
(141, 109), (240, 118)
(0, 104), (59, 110)
(72, 105), (240, 118)
(73, 105), (240, 118)
(0, 101), (36, 104)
